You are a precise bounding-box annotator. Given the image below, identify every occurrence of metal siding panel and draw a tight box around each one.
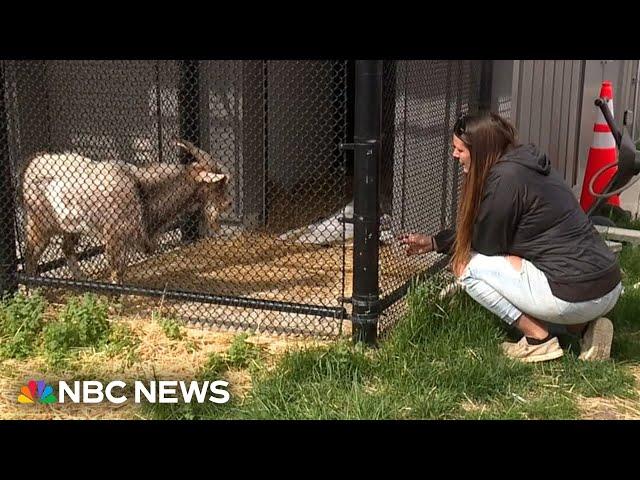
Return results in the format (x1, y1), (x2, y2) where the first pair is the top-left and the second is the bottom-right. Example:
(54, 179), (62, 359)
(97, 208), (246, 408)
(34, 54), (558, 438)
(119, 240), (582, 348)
(540, 61), (554, 169)
(517, 61), (534, 143)
(548, 60), (563, 174)
(529, 60), (545, 147)
(560, 60), (574, 182)
(567, 61), (583, 186)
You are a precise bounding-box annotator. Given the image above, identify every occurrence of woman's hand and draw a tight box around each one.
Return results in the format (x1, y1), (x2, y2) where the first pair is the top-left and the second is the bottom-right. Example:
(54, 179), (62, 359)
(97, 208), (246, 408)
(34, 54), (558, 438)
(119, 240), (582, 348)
(398, 233), (435, 256)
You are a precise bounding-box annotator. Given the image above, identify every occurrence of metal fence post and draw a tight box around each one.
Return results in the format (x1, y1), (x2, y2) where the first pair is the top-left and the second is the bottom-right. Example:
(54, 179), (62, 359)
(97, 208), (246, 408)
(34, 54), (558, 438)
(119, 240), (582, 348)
(178, 60), (202, 243)
(347, 60), (383, 346)
(0, 61), (18, 298)
(479, 60), (493, 112)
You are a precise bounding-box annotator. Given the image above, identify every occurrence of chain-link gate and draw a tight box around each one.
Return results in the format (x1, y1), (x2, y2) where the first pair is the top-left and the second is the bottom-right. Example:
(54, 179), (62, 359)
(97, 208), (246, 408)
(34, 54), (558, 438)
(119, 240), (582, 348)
(377, 60), (485, 336)
(0, 60), (485, 341)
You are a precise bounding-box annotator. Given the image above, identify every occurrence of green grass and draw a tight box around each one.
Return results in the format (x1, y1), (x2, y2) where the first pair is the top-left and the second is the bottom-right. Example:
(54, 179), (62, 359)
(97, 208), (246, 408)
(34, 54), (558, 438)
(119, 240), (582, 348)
(0, 290), (47, 360)
(226, 333), (264, 370)
(144, 250), (640, 420)
(610, 213), (640, 231)
(42, 294), (111, 368)
(104, 323), (141, 368)
(619, 243), (640, 283)
(0, 292), (141, 370)
(153, 313), (184, 341)
(4, 248), (638, 420)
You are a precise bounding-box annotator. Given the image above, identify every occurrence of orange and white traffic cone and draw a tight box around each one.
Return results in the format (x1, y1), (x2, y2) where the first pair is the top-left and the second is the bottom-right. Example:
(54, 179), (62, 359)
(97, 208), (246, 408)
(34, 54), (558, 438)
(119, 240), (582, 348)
(579, 80), (621, 213)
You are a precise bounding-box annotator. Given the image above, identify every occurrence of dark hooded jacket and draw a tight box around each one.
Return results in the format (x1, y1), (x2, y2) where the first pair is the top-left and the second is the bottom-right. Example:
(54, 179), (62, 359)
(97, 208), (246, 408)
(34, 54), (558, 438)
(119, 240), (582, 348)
(433, 143), (621, 302)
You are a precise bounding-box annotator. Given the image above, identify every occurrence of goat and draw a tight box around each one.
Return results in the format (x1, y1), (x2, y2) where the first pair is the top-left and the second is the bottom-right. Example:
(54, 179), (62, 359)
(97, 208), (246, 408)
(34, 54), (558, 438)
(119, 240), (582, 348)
(21, 139), (230, 283)
(119, 140), (232, 250)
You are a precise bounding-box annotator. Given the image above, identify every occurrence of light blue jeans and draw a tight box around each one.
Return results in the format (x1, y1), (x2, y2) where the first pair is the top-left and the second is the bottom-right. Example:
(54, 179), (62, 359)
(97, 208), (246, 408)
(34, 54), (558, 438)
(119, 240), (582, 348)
(459, 253), (622, 326)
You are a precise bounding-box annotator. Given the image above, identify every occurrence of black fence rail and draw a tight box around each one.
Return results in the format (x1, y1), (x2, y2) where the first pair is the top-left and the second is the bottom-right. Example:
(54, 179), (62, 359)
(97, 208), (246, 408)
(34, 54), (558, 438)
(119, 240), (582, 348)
(0, 60), (486, 341)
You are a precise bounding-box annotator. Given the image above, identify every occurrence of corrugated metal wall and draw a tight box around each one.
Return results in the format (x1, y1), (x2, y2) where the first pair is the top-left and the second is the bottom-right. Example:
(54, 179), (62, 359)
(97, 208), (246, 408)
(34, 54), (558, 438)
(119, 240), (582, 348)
(507, 60), (639, 191)
(511, 60), (585, 187)
(575, 60), (640, 215)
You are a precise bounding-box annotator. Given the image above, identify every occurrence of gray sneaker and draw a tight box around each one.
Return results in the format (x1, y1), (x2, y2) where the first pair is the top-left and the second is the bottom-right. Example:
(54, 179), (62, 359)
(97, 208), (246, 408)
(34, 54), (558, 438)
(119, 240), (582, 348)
(578, 317), (614, 361)
(501, 336), (564, 363)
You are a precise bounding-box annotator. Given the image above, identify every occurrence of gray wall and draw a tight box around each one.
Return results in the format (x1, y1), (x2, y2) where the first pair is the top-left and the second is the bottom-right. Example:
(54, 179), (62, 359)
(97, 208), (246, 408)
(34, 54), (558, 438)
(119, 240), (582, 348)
(510, 60), (585, 187)
(491, 60), (513, 120)
(496, 59), (640, 195)
(390, 60), (481, 235)
(575, 60), (640, 195)
(3, 60), (349, 230)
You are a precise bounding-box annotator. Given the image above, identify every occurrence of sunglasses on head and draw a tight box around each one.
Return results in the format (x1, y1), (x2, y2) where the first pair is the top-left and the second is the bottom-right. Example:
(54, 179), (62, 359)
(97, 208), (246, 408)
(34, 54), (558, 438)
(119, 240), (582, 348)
(453, 113), (469, 137)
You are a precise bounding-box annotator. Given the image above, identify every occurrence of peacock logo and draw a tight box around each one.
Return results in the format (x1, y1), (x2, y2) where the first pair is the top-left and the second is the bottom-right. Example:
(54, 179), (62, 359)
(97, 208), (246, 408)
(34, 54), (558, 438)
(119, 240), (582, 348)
(18, 379), (57, 404)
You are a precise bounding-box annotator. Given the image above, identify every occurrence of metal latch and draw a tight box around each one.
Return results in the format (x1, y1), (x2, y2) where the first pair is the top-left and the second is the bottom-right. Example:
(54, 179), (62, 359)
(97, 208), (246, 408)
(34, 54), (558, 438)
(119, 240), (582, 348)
(339, 142), (375, 156)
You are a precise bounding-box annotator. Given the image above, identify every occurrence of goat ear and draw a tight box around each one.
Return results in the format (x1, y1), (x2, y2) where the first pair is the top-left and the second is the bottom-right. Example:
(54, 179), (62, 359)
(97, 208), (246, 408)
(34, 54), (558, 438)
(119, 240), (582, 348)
(197, 172), (227, 184)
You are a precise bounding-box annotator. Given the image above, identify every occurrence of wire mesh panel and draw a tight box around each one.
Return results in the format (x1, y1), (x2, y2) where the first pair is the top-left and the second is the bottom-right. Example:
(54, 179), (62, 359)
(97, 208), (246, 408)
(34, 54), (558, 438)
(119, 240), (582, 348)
(1, 60), (349, 337)
(378, 60), (483, 325)
(1, 59), (486, 340)
(0, 63), (18, 297)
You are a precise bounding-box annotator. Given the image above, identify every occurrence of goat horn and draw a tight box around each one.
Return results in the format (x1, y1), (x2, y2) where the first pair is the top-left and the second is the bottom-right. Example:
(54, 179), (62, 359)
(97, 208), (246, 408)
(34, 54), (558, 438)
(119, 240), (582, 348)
(173, 138), (214, 164)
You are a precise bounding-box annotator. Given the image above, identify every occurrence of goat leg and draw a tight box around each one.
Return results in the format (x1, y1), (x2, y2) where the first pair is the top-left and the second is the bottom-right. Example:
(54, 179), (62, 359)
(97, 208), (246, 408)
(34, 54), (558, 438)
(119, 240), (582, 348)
(104, 228), (129, 285)
(23, 214), (51, 277)
(62, 233), (84, 279)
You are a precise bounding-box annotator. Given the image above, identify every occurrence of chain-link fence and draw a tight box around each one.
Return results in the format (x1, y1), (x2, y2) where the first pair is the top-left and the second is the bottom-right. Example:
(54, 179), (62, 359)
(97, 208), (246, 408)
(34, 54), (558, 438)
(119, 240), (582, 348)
(0, 60), (484, 341)
(378, 60), (484, 334)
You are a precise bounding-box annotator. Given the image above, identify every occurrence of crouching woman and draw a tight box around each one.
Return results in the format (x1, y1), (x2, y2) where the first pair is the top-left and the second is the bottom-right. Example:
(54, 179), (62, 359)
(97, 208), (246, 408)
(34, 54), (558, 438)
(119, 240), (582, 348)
(400, 112), (622, 363)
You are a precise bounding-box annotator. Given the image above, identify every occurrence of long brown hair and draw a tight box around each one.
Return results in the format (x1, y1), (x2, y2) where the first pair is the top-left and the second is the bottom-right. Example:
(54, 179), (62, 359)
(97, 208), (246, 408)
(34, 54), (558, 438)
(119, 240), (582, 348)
(451, 112), (519, 275)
